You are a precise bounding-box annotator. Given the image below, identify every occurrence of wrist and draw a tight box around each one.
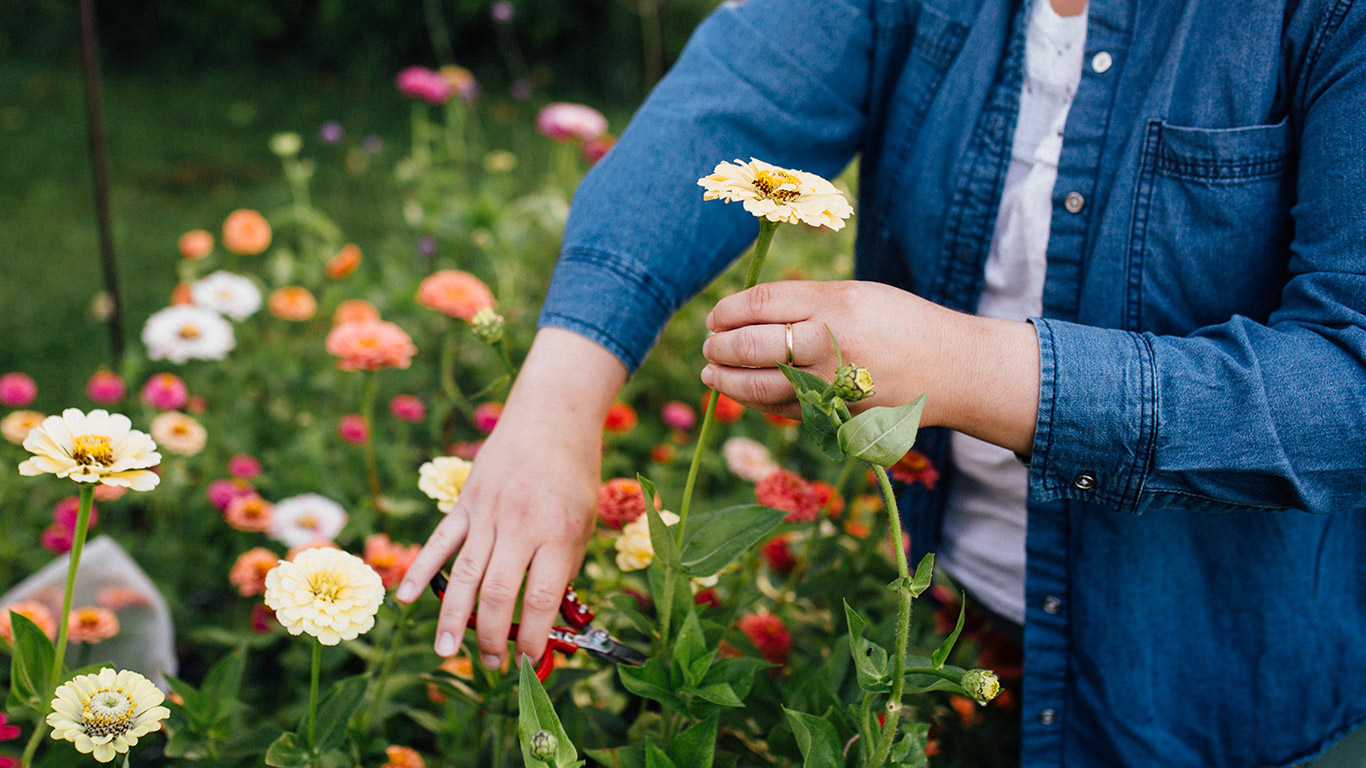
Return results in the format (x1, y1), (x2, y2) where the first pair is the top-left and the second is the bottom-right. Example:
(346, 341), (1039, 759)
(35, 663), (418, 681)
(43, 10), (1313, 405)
(498, 327), (628, 443)
(933, 313), (1040, 456)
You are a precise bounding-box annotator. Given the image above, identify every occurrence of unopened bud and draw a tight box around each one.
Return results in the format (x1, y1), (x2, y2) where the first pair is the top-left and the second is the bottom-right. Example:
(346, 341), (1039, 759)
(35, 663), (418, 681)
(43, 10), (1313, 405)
(961, 669), (1001, 704)
(269, 132), (302, 158)
(529, 730), (558, 762)
(470, 307), (506, 345)
(833, 364), (875, 402)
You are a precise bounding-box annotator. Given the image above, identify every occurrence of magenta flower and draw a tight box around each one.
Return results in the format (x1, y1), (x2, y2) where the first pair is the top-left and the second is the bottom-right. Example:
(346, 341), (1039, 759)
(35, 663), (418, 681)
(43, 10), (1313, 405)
(472, 402), (503, 434)
(491, 1), (514, 23)
(141, 372), (188, 411)
(396, 66), (452, 105)
(206, 478), (255, 511)
(0, 373), (37, 408)
(227, 454), (263, 480)
(85, 370), (126, 405)
(536, 102), (608, 142)
(41, 524), (73, 554)
(661, 401), (697, 431)
(338, 414), (369, 445)
(390, 394), (426, 423)
(53, 496), (99, 530)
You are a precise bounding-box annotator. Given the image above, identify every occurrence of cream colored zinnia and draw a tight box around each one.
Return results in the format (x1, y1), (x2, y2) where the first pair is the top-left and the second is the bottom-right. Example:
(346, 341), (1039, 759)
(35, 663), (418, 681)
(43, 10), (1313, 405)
(418, 456), (474, 513)
(698, 158), (853, 230)
(19, 409), (160, 491)
(149, 411), (206, 457)
(47, 668), (169, 763)
(263, 547), (384, 645)
(614, 510), (679, 572)
(1, 409), (45, 445)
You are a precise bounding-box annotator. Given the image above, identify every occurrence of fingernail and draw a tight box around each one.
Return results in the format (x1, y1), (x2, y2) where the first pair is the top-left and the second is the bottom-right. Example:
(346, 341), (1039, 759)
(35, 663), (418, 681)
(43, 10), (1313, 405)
(396, 582), (417, 602)
(481, 653), (501, 670)
(705, 310), (715, 330)
(435, 632), (457, 657)
(700, 366), (714, 386)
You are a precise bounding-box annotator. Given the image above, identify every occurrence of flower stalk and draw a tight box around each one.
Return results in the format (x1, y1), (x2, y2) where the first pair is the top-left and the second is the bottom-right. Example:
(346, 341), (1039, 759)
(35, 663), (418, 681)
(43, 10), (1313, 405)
(869, 462), (913, 767)
(358, 601), (418, 735)
(361, 371), (384, 514)
(307, 641), (322, 767)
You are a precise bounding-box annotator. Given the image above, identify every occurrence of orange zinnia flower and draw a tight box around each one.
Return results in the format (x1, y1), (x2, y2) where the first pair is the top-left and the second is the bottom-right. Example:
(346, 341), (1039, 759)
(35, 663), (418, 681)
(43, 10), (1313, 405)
(326, 320), (417, 372)
(332, 298), (381, 326)
(325, 243), (362, 279)
(221, 209), (272, 255)
(67, 606), (119, 644)
(177, 229), (214, 260)
(415, 269), (495, 322)
(230, 547), (281, 597)
(268, 286), (318, 321)
(0, 600), (57, 642)
(224, 493), (274, 532)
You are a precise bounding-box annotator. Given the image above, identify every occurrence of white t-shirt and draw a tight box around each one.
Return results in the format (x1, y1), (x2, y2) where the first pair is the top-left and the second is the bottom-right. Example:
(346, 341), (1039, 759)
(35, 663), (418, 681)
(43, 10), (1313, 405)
(937, 0), (1087, 626)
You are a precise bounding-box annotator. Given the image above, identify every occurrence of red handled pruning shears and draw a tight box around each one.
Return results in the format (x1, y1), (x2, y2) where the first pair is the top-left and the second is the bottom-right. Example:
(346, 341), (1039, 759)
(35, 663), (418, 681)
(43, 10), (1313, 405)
(429, 572), (647, 681)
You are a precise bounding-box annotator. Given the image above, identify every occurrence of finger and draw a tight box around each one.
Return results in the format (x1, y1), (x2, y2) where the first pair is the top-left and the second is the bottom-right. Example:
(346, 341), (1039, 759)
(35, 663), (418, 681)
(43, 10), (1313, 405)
(701, 365), (802, 407)
(433, 527), (494, 658)
(473, 536), (536, 669)
(397, 511), (470, 603)
(514, 546), (577, 662)
(703, 320), (824, 368)
(706, 281), (820, 331)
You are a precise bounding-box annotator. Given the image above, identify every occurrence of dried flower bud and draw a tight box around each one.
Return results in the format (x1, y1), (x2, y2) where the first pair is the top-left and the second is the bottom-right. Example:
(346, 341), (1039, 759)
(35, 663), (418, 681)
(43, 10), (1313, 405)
(470, 307), (506, 345)
(269, 132), (302, 158)
(961, 669), (1001, 704)
(833, 364), (875, 402)
(529, 730), (558, 762)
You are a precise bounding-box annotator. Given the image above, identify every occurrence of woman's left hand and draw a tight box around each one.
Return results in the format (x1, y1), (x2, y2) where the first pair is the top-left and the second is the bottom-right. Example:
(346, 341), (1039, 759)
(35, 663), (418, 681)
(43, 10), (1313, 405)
(701, 280), (1042, 455)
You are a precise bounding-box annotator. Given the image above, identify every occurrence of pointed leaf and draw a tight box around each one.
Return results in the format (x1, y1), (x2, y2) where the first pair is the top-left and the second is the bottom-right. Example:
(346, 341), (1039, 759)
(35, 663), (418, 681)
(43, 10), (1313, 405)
(776, 362), (835, 404)
(518, 657), (579, 767)
(836, 395), (927, 467)
(678, 504), (789, 578)
(669, 715), (718, 768)
(312, 674), (368, 752)
(673, 610), (711, 688)
(702, 656), (769, 701)
(264, 732), (310, 768)
(642, 488), (681, 571)
(782, 708), (844, 768)
(909, 553), (935, 597)
(844, 601), (891, 693)
(778, 362), (845, 460)
(931, 601), (966, 669)
(889, 722), (931, 767)
(6, 611), (54, 710)
(645, 741), (679, 768)
(687, 682), (743, 708)
(619, 659), (684, 712)
(586, 745), (647, 768)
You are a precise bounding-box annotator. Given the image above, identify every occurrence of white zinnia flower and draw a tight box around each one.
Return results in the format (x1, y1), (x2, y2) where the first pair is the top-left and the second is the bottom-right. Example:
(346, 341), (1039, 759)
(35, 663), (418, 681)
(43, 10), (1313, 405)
(698, 157), (853, 230)
(1, 409), (45, 445)
(418, 456), (473, 513)
(47, 668), (170, 763)
(148, 411), (206, 457)
(191, 271), (262, 321)
(18, 408), (160, 491)
(614, 510), (679, 572)
(722, 437), (779, 482)
(264, 547), (384, 645)
(268, 493), (348, 548)
(141, 305), (236, 364)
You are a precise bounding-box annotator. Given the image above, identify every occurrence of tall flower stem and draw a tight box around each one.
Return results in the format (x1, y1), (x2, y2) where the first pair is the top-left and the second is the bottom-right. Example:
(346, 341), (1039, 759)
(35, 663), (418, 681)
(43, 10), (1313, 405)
(307, 641), (322, 767)
(361, 371), (384, 515)
(411, 103), (431, 172)
(869, 462), (913, 767)
(358, 601), (418, 735)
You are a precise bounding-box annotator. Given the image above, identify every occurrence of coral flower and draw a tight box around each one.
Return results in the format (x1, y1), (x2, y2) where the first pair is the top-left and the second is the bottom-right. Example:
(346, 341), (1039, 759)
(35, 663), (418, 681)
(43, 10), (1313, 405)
(603, 402), (637, 433)
(535, 102), (608, 142)
(701, 391), (745, 424)
(332, 298), (381, 325)
(221, 209), (272, 255)
(93, 483), (127, 502)
(326, 320), (417, 371)
(415, 269), (495, 322)
(325, 244), (362, 280)
(737, 613), (792, 666)
(418, 456), (474, 513)
(614, 510), (679, 571)
(227, 454), (262, 480)
(383, 745), (427, 768)
(177, 229), (214, 260)
(268, 286), (318, 321)
(890, 449), (940, 490)
(723, 437), (778, 482)
(19, 409), (161, 491)
(597, 478), (649, 530)
(192, 271), (262, 322)
(813, 480), (845, 517)
(1, 600), (57, 641)
(1, 410), (45, 445)
(86, 371), (126, 405)
(170, 282), (194, 306)
(650, 443), (676, 464)
(337, 414), (369, 445)
(264, 547), (384, 645)
(0, 372), (37, 407)
(229, 547), (280, 597)
(755, 469), (823, 523)
(390, 394), (426, 423)
(660, 401), (696, 431)
(140, 373), (188, 411)
(363, 534), (421, 590)
(141, 305), (236, 364)
(47, 668), (169, 763)
(699, 158), (853, 231)
(67, 606), (119, 644)
(96, 587), (149, 610)
(395, 66), (452, 105)
(224, 493), (273, 533)
(149, 411), (207, 457)
(440, 65), (479, 101)
(268, 493), (348, 549)
(471, 402), (502, 433)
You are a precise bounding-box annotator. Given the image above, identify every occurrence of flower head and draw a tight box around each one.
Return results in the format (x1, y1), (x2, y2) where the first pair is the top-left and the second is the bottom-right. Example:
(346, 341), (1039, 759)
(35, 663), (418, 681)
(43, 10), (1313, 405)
(140, 373), (188, 411)
(699, 158), (852, 230)
(67, 606), (119, 644)
(141, 305), (236, 363)
(326, 244), (362, 280)
(19, 409), (160, 491)
(0, 373), (37, 408)
(761, 535), (797, 574)
(583, 135), (615, 164)
(472, 402), (502, 433)
(53, 495), (99, 530)
(191, 271), (262, 322)
(230, 547), (280, 597)
(1, 711), (22, 743)
(383, 745), (427, 768)
(2, 410), (45, 445)
(723, 437), (778, 482)
(440, 66), (479, 101)
(529, 732), (557, 763)
(96, 587), (149, 610)
(737, 613), (791, 665)
(754, 468), (822, 523)
(415, 270), (495, 322)
(332, 298), (381, 325)
(318, 121), (345, 144)
(597, 478), (649, 530)
(418, 456), (473, 513)
(337, 414), (369, 445)
(396, 66), (452, 105)
(890, 450), (939, 490)
(149, 412), (206, 457)
(535, 103), (608, 142)
(469, 307), (505, 345)
(264, 547), (384, 645)
(603, 402), (637, 434)
(614, 510), (679, 571)
(206, 477), (255, 511)
(389, 395), (426, 423)
(363, 534), (421, 590)
(224, 493), (273, 532)
(833, 364), (875, 402)
(701, 391), (745, 424)
(227, 454), (262, 479)
(961, 669), (1001, 704)
(268, 286), (317, 321)
(47, 668), (169, 763)
(1, 600), (57, 642)
(326, 320), (417, 371)
(221, 209), (272, 255)
(660, 401), (696, 431)
(268, 493), (348, 548)
(177, 229), (214, 260)
(86, 371), (126, 405)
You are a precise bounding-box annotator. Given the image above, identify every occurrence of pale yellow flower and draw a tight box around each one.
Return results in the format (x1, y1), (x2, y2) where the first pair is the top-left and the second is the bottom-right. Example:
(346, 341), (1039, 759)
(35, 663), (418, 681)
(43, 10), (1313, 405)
(149, 411), (206, 457)
(264, 547), (384, 645)
(1, 409), (45, 445)
(614, 510), (679, 572)
(418, 456), (473, 513)
(698, 158), (853, 230)
(47, 668), (169, 763)
(18, 409), (160, 491)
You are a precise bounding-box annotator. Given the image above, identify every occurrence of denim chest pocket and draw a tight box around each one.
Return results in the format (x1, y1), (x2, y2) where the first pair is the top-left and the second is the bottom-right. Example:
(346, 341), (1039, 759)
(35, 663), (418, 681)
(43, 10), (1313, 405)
(1124, 117), (1294, 335)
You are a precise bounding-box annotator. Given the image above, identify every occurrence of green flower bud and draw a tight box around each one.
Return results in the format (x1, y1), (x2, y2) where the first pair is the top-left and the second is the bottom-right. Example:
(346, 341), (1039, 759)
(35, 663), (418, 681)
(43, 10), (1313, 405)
(470, 307), (506, 345)
(833, 363), (875, 402)
(961, 669), (1001, 704)
(269, 132), (302, 158)
(529, 730), (558, 762)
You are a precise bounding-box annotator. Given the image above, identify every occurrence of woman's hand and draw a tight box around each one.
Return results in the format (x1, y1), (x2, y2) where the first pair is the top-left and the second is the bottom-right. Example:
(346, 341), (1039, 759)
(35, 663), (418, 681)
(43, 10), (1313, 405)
(701, 280), (1041, 455)
(397, 327), (627, 670)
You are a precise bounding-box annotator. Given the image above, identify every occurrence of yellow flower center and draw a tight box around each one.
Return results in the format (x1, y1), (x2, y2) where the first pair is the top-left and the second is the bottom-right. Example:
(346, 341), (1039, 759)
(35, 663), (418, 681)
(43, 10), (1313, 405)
(172, 424), (189, 435)
(309, 571), (345, 602)
(82, 688), (136, 738)
(72, 435), (114, 467)
(178, 324), (201, 339)
(78, 609), (100, 626)
(298, 514), (319, 530)
(753, 169), (801, 202)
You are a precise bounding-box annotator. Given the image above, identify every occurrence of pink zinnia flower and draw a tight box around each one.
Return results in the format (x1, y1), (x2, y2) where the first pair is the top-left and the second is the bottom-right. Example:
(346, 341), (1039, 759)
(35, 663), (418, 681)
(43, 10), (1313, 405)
(40, 524), (73, 554)
(535, 102), (608, 142)
(755, 469), (823, 523)
(415, 270), (495, 322)
(738, 613), (792, 666)
(597, 478), (648, 530)
(93, 483), (126, 502)
(582, 134), (615, 164)
(0, 711), (21, 742)
(141, 372), (188, 411)
(660, 401), (696, 431)
(230, 547), (280, 597)
(338, 414), (369, 445)
(53, 495), (99, 530)
(396, 66), (452, 105)
(228, 454), (262, 480)
(224, 493), (273, 532)
(0, 601), (56, 643)
(332, 298), (381, 326)
(326, 320), (417, 371)
(67, 606), (119, 644)
(250, 603), (276, 634)
(472, 402), (503, 434)
(207, 477), (255, 511)
(363, 533), (421, 589)
(390, 394), (426, 423)
(0, 373), (37, 408)
(85, 370), (126, 405)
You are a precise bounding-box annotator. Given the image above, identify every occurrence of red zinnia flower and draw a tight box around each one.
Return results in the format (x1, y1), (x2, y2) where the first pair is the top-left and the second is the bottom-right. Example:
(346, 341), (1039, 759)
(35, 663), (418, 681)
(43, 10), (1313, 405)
(755, 469), (823, 523)
(737, 613), (791, 666)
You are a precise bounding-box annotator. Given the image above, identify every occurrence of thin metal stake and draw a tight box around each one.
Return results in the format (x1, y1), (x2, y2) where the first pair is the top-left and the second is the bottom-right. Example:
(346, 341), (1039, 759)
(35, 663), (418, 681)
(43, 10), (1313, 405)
(79, 0), (125, 362)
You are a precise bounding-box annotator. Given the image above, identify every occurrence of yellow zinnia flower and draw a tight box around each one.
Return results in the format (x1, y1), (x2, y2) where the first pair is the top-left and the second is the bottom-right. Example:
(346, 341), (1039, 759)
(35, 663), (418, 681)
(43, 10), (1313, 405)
(698, 158), (853, 231)
(614, 510), (679, 572)
(418, 456), (474, 513)
(47, 668), (169, 763)
(18, 408), (160, 491)
(264, 547), (384, 645)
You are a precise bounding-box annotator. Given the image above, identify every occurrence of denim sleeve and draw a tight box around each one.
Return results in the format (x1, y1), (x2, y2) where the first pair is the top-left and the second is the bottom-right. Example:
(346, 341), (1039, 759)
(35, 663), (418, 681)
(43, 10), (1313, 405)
(537, 0), (873, 373)
(1027, 1), (1366, 515)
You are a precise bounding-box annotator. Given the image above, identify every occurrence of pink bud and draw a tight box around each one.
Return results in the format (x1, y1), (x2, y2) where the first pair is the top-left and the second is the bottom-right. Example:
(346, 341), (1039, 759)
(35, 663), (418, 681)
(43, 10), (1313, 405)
(661, 401), (697, 431)
(0, 373), (37, 408)
(140, 372), (188, 410)
(472, 402), (503, 434)
(227, 454), (262, 480)
(338, 414), (369, 445)
(389, 394), (426, 423)
(86, 370), (126, 405)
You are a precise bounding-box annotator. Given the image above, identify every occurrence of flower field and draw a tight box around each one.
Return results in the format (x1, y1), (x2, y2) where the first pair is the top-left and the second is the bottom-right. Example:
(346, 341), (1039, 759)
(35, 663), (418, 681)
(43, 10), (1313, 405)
(1, 53), (1017, 768)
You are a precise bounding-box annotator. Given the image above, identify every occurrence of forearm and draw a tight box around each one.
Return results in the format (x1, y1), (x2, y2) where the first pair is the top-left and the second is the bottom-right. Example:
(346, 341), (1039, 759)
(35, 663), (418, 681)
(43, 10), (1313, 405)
(927, 313), (1041, 457)
(501, 326), (628, 444)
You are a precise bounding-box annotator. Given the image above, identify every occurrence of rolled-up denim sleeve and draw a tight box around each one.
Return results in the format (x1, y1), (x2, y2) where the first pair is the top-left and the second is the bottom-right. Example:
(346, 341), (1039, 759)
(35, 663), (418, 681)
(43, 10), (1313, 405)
(538, 0), (873, 373)
(1027, 2), (1366, 515)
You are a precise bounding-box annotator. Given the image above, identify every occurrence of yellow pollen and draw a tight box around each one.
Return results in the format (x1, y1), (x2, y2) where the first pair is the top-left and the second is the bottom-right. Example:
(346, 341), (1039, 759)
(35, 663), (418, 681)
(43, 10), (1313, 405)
(81, 687), (136, 739)
(72, 435), (114, 466)
(298, 514), (319, 530)
(309, 571), (345, 602)
(172, 424), (189, 435)
(753, 169), (801, 202)
(178, 324), (201, 339)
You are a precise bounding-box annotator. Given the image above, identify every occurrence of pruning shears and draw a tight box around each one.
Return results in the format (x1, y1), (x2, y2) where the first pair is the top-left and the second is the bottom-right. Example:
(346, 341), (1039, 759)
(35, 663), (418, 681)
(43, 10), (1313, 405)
(429, 572), (647, 681)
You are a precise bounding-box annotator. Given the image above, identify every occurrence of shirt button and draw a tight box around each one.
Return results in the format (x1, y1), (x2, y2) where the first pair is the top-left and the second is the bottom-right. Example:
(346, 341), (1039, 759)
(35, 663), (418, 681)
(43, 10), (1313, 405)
(1039, 709), (1058, 725)
(1063, 192), (1085, 213)
(1072, 470), (1097, 490)
(1042, 596), (1063, 615)
(1091, 50), (1113, 73)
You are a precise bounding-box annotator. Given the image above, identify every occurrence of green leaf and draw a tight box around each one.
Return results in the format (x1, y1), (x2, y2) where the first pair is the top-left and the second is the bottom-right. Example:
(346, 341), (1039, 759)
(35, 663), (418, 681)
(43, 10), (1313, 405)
(669, 715), (718, 768)
(678, 504), (790, 578)
(640, 477), (680, 571)
(673, 610), (710, 688)
(844, 601), (891, 694)
(778, 362), (845, 460)
(702, 657), (769, 701)
(311, 675), (368, 752)
(518, 656), (579, 767)
(783, 707), (844, 768)
(265, 732), (310, 768)
(686, 682), (743, 708)
(889, 722), (931, 767)
(6, 610), (54, 710)
(619, 659), (684, 712)
(645, 741), (679, 768)
(200, 648), (246, 720)
(836, 395), (927, 467)
(585, 745), (646, 768)
(931, 601), (966, 669)
(776, 361), (835, 404)
(606, 594), (656, 637)
(909, 553), (935, 597)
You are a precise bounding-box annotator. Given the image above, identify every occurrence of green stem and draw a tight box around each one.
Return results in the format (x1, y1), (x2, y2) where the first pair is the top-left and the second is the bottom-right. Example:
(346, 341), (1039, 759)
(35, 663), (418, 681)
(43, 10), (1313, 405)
(869, 463), (913, 767)
(307, 641), (322, 759)
(411, 102), (431, 171)
(359, 602), (417, 735)
(361, 371), (384, 515)
(495, 338), (517, 378)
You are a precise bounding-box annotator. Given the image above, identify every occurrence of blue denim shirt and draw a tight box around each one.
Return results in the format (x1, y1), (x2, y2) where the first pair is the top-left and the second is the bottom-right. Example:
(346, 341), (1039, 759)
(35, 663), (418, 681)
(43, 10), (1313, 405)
(539, 1), (1366, 765)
